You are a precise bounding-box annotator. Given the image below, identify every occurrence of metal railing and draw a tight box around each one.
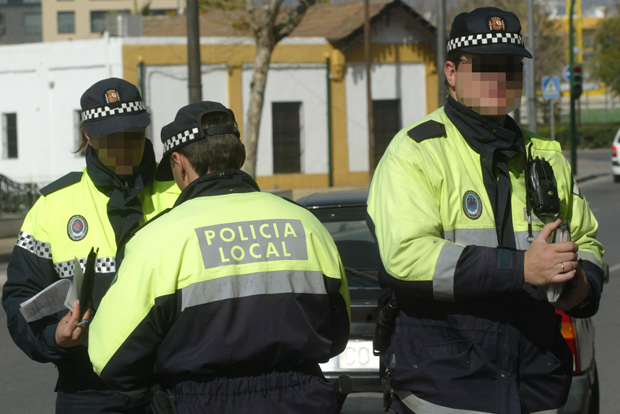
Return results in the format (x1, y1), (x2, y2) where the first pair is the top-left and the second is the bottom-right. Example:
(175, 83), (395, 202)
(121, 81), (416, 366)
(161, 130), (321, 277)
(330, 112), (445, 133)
(0, 174), (39, 216)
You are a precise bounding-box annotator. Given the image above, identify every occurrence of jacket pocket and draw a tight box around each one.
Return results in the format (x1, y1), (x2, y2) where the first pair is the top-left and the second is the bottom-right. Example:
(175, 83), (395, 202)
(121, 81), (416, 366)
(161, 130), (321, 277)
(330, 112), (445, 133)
(413, 339), (473, 360)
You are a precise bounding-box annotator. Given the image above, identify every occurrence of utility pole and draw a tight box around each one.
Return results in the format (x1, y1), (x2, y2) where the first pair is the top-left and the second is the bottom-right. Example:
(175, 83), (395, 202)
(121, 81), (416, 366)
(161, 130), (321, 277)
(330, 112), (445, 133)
(364, 0), (375, 178)
(527, 0), (537, 132)
(437, 0), (447, 107)
(187, 0), (202, 104)
(569, 0), (578, 175)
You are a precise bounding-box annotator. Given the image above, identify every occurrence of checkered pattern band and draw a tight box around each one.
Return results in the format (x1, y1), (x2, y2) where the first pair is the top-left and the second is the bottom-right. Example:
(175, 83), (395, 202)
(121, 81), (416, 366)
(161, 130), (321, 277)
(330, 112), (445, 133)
(447, 32), (525, 53)
(81, 101), (146, 121)
(16, 231), (52, 259)
(163, 127), (201, 153)
(53, 256), (116, 279)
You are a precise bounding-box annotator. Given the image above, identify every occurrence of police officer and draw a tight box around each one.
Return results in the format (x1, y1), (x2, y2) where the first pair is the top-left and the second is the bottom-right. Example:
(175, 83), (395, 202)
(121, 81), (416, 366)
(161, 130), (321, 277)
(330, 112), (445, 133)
(88, 101), (351, 413)
(2, 78), (179, 413)
(367, 7), (604, 414)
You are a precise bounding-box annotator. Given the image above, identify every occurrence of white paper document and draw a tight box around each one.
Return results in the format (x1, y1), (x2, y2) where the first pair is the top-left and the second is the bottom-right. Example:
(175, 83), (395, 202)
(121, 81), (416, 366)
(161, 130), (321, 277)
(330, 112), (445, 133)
(19, 258), (84, 323)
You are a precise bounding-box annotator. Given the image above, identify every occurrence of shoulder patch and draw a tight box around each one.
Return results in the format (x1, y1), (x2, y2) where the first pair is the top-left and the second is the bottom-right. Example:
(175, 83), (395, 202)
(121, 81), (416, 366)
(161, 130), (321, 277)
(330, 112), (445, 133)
(407, 121), (446, 143)
(40, 172), (83, 196)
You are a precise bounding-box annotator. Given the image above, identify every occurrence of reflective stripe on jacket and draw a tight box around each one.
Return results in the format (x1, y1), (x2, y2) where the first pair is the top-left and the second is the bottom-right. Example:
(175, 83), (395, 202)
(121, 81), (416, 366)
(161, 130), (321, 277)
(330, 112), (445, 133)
(2, 156), (179, 391)
(367, 107), (604, 414)
(89, 171), (351, 395)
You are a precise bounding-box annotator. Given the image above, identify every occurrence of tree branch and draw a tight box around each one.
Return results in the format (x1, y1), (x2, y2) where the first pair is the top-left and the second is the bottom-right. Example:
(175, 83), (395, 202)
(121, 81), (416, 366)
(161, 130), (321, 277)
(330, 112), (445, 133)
(245, 0), (259, 35)
(273, 0), (316, 42)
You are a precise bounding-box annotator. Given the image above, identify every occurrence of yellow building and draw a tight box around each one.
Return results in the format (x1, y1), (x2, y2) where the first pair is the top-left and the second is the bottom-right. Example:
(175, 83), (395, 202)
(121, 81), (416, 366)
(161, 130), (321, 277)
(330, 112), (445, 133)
(42, 0), (184, 42)
(132, 0), (438, 189)
(556, 14), (605, 95)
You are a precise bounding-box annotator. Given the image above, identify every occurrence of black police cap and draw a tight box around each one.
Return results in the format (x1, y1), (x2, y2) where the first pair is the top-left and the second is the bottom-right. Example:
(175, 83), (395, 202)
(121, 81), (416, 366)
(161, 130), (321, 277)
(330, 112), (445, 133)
(155, 101), (240, 182)
(80, 77), (150, 137)
(448, 7), (532, 58)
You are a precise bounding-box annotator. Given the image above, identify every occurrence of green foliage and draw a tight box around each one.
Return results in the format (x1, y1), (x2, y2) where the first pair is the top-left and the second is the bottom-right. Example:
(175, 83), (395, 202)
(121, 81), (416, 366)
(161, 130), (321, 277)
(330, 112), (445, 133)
(537, 123), (620, 149)
(593, 17), (620, 97)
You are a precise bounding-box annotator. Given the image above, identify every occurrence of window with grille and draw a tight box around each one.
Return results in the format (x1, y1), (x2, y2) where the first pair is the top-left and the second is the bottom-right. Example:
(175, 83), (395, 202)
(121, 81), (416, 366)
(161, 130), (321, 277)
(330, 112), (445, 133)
(373, 99), (401, 167)
(2, 113), (18, 159)
(24, 12), (42, 35)
(58, 11), (75, 34)
(272, 102), (302, 174)
(91, 11), (107, 33)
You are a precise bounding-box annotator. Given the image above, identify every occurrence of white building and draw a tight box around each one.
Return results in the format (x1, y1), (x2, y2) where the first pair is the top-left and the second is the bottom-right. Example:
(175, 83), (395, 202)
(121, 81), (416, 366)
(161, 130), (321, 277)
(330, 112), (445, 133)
(0, 0), (438, 190)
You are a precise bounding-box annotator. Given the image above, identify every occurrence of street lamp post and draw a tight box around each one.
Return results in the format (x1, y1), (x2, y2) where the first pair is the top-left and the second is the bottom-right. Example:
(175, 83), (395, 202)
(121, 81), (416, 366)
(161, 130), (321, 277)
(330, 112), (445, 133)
(527, 0), (537, 132)
(569, 0), (578, 175)
(187, 0), (202, 104)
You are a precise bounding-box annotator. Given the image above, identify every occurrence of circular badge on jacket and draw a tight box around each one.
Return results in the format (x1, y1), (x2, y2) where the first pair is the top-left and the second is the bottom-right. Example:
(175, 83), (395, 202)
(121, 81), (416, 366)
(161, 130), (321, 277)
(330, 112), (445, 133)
(67, 215), (88, 241)
(463, 191), (482, 220)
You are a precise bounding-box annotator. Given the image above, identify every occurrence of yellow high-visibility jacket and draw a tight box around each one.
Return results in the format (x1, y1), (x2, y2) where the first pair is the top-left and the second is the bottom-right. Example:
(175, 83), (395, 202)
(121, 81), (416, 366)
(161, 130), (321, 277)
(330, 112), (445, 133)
(367, 104), (603, 414)
(89, 170), (350, 395)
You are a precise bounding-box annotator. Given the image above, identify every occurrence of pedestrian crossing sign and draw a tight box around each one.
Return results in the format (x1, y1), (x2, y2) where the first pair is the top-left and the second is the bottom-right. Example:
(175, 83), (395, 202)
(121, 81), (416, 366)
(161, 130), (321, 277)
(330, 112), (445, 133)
(542, 76), (561, 99)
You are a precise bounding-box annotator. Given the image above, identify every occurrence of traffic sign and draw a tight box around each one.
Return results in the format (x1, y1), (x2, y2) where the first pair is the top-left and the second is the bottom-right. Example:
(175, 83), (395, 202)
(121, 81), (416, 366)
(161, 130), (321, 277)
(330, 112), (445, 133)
(563, 65), (571, 82)
(542, 76), (561, 99)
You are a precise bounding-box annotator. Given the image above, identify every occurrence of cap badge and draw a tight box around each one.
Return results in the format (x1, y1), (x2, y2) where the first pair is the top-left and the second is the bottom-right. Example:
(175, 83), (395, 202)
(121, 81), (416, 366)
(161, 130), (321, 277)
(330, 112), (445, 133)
(463, 191), (483, 220)
(105, 89), (121, 104)
(67, 215), (88, 241)
(489, 17), (506, 31)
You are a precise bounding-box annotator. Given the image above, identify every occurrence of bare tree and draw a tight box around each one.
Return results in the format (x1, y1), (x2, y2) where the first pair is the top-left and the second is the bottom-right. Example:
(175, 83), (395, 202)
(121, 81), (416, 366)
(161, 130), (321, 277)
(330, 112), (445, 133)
(200, 0), (317, 177)
(242, 0), (316, 177)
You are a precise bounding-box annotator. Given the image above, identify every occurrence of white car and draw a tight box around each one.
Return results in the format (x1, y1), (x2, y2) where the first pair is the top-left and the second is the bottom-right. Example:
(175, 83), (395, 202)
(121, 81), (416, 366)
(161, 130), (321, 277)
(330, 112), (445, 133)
(612, 127), (620, 182)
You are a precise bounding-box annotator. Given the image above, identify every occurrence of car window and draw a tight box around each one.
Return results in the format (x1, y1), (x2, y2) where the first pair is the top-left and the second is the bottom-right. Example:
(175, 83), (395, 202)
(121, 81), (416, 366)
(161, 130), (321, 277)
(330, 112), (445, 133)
(321, 220), (381, 290)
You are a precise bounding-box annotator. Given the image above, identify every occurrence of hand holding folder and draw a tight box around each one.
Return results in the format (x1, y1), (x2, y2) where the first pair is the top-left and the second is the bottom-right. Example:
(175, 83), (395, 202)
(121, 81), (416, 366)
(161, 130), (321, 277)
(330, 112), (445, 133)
(19, 247), (99, 323)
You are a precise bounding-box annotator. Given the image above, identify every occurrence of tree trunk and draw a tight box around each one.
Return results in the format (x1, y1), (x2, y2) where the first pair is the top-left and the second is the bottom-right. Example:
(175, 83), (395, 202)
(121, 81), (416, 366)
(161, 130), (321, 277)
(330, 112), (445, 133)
(243, 29), (276, 178)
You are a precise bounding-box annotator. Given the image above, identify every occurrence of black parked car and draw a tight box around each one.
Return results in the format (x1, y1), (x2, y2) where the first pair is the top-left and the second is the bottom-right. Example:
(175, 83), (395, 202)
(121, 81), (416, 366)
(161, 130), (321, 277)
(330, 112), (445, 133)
(297, 190), (601, 414)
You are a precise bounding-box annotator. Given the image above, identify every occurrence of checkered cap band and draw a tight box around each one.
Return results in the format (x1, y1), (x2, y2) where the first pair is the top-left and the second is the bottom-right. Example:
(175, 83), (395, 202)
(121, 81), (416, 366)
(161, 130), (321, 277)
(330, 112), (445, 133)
(447, 32), (524, 53)
(163, 127), (201, 153)
(81, 101), (146, 121)
(53, 256), (116, 279)
(16, 231), (52, 259)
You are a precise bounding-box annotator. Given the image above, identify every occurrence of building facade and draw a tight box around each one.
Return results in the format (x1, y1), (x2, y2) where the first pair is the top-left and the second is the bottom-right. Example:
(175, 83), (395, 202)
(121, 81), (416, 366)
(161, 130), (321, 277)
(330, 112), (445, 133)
(0, 0), (42, 45)
(0, 0), (438, 190)
(42, 0), (184, 42)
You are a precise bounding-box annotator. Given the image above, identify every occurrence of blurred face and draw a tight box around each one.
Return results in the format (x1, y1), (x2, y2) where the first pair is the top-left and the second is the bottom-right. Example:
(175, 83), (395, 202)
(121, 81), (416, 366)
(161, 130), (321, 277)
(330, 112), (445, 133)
(88, 126), (146, 176)
(448, 54), (524, 116)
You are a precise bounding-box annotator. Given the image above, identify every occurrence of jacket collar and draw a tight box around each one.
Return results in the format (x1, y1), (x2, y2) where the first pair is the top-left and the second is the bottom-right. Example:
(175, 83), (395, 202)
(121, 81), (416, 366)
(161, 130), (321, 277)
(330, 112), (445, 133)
(85, 138), (157, 197)
(444, 96), (523, 156)
(174, 169), (261, 207)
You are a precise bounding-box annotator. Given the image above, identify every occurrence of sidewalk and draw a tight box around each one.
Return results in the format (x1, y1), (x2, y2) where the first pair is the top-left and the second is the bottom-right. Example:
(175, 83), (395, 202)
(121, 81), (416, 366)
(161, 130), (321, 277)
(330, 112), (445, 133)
(0, 150), (610, 265)
(565, 149), (610, 183)
(0, 237), (14, 263)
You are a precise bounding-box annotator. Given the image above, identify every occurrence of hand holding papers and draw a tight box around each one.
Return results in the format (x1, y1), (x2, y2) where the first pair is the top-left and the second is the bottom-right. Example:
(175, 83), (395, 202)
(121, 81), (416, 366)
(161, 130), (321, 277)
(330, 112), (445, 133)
(19, 248), (98, 323)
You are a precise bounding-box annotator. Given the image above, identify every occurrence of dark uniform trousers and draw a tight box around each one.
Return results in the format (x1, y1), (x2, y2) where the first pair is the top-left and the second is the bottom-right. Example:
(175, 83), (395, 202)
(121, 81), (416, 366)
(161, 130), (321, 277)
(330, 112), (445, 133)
(168, 371), (340, 414)
(56, 390), (147, 414)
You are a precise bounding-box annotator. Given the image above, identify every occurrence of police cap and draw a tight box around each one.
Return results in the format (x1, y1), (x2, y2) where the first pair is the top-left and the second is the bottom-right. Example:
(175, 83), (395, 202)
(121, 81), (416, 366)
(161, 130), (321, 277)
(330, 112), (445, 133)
(448, 7), (532, 58)
(155, 101), (240, 182)
(80, 78), (150, 137)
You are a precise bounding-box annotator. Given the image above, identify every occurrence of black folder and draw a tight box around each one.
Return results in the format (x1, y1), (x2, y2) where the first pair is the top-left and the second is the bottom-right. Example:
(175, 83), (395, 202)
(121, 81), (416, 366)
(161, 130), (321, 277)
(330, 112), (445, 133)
(79, 247), (98, 320)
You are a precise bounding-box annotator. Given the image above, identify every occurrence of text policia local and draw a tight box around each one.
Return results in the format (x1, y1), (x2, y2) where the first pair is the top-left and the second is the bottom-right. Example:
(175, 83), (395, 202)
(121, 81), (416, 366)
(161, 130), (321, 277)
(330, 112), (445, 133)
(195, 219), (309, 269)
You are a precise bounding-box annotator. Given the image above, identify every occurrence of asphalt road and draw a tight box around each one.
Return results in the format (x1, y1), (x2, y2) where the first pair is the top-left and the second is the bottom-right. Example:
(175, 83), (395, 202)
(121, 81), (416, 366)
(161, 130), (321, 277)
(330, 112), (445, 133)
(581, 174), (620, 414)
(0, 150), (615, 414)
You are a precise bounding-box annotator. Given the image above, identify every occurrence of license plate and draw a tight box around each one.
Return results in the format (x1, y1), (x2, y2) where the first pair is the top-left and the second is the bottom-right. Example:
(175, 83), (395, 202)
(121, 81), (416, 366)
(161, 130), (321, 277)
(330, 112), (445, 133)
(338, 340), (380, 370)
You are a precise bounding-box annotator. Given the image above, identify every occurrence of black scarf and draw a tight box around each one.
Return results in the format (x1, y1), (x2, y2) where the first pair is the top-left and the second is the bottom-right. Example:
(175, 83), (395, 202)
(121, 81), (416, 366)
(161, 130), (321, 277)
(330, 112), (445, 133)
(85, 138), (157, 249)
(444, 97), (524, 248)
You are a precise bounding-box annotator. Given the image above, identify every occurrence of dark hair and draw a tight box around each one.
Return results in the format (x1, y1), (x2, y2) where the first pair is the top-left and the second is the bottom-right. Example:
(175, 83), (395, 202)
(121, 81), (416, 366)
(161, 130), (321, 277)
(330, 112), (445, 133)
(176, 112), (245, 176)
(444, 50), (466, 91)
(74, 123), (89, 154)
